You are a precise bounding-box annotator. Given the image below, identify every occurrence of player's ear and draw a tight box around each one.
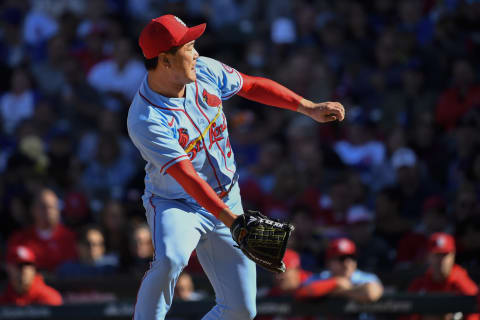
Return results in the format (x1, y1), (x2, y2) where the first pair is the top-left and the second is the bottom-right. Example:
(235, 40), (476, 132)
(159, 53), (171, 68)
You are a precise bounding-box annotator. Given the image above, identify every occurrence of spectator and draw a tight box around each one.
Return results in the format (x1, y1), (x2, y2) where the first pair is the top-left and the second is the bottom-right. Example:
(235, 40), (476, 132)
(396, 196), (451, 268)
(407, 233), (479, 320)
(452, 184), (479, 225)
(397, 0), (434, 46)
(266, 249), (312, 297)
(59, 58), (103, 131)
(0, 7), (28, 67)
(260, 163), (306, 221)
(0, 68), (36, 135)
(30, 35), (67, 96)
(286, 206), (324, 271)
(296, 238), (384, 303)
(435, 58), (480, 131)
(374, 187), (412, 249)
(382, 61), (436, 130)
(174, 271), (206, 301)
(258, 249), (313, 320)
(0, 245), (62, 305)
(7, 188), (77, 272)
(76, 109), (137, 165)
(346, 205), (392, 272)
(333, 107), (386, 185)
(99, 199), (130, 259)
(455, 216), (480, 269)
(56, 225), (118, 277)
(80, 133), (136, 201)
(391, 147), (435, 220)
(87, 37), (145, 100)
(126, 223), (154, 274)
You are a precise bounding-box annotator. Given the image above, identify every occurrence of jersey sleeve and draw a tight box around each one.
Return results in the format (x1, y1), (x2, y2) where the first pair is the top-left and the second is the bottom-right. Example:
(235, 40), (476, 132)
(196, 57), (243, 100)
(128, 117), (189, 174)
(351, 271), (381, 285)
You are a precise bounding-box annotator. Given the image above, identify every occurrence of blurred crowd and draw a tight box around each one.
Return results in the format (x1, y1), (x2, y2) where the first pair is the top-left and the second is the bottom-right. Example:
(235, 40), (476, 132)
(0, 0), (480, 316)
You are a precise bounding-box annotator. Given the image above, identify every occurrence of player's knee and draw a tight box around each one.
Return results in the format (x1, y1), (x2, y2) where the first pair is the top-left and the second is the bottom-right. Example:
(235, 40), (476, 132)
(155, 252), (189, 275)
(232, 303), (257, 320)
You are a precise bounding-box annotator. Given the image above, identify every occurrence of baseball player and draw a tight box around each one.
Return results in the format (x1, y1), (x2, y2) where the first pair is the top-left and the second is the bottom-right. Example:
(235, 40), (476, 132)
(127, 15), (345, 320)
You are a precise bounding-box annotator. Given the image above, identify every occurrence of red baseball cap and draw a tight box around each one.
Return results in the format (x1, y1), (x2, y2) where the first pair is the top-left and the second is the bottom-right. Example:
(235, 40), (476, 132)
(283, 249), (301, 269)
(139, 15), (206, 59)
(428, 232), (455, 254)
(326, 238), (357, 259)
(7, 245), (36, 265)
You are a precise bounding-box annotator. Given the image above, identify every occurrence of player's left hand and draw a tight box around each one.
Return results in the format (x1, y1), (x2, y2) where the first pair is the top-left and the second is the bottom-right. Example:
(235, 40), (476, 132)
(297, 99), (345, 123)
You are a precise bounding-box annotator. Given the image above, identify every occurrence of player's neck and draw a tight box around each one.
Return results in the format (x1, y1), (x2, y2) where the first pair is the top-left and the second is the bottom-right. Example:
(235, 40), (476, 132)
(148, 72), (185, 98)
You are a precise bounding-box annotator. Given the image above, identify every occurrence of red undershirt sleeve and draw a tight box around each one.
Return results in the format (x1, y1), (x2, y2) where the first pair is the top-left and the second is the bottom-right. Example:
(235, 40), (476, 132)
(237, 72), (303, 111)
(166, 159), (228, 218)
(294, 278), (338, 298)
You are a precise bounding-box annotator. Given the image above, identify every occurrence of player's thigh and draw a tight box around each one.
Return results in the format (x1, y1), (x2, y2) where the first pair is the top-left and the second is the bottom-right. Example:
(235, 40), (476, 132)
(197, 224), (257, 311)
(196, 186), (257, 308)
(143, 195), (205, 265)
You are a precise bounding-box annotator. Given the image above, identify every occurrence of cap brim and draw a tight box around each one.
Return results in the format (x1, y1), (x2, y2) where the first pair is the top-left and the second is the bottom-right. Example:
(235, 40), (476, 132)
(179, 23), (206, 46)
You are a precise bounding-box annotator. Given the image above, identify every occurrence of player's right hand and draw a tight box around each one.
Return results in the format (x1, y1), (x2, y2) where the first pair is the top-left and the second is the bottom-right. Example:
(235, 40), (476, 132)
(297, 99), (345, 123)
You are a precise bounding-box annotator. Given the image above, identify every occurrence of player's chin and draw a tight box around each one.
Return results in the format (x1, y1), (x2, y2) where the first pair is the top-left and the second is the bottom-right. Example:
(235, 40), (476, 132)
(186, 71), (197, 83)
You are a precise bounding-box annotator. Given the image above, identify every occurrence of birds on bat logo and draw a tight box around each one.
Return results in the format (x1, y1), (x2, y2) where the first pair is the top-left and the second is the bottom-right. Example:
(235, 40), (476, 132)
(202, 89), (221, 107)
(177, 128), (190, 149)
(177, 128), (202, 160)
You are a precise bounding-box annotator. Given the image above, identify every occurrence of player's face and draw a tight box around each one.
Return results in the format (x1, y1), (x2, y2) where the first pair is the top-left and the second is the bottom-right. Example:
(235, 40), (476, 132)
(170, 41), (199, 84)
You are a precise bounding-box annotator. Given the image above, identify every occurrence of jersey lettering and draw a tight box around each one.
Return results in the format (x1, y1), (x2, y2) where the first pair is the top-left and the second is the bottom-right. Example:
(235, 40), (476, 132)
(208, 116), (227, 150)
(127, 56), (241, 199)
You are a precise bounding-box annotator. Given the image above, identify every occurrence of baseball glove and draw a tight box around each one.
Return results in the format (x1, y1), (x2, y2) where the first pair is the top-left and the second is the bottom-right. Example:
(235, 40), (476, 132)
(230, 210), (295, 273)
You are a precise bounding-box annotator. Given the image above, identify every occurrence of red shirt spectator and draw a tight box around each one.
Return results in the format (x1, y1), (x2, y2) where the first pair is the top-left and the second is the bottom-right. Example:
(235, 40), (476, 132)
(295, 238), (383, 303)
(409, 264), (478, 295)
(0, 245), (62, 306)
(407, 233), (479, 320)
(435, 59), (480, 131)
(7, 188), (77, 271)
(396, 196), (449, 266)
(258, 249), (313, 320)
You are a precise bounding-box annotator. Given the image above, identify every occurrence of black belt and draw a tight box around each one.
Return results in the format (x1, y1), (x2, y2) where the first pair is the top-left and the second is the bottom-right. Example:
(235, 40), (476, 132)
(217, 173), (239, 199)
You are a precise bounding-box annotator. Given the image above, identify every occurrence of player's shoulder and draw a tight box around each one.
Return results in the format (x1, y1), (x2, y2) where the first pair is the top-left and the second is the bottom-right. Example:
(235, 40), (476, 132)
(195, 56), (233, 80)
(128, 92), (170, 128)
(196, 56), (219, 70)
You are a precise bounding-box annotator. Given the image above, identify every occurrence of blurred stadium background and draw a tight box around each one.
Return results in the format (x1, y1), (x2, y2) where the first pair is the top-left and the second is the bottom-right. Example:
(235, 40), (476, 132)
(0, 0), (479, 319)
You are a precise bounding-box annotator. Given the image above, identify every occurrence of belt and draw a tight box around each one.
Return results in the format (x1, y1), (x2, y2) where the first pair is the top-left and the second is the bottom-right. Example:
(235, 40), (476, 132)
(218, 173), (239, 199)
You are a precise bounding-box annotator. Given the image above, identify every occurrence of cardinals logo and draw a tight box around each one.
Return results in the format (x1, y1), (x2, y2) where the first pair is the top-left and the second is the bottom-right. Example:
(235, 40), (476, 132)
(177, 128), (189, 149)
(178, 128), (202, 160)
(202, 89), (221, 107)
